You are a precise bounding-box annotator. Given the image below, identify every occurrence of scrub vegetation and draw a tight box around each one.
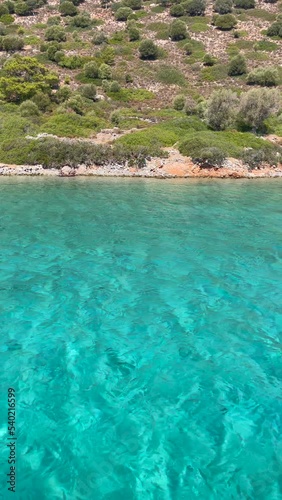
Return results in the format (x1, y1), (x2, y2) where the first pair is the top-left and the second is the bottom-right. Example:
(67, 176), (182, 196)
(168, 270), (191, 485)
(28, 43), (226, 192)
(0, 0), (281, 168)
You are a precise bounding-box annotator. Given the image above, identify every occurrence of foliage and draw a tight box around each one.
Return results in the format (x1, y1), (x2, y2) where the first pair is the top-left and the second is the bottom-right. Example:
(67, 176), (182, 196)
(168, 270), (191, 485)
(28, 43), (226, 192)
(241, 147), (280, 169)
(214, 0), (233, 14)
(128, 25), (140, 40)
(214, 13), (237, 30)
(0, 35), (24, 52)
(156, 64), (186, 85)
(228, 53), (247, 75)
(205, 89), (239, 130)
(173, 94), (185, 110)
(0, 55), (59, 102)
(45, 26), (66, 42)
(92, 32), (108, 45)
(170, 20), (187, 40)
(19, 100), (40, 117)
(183, 0), (206, 16)
(192, 147), (226, 167)
(84, 61), (99, 78)
(203, 53), (216, 66)
(170, 4), (185, 17)
(79, 83), (97, 100)
(139, 39), (158, 59)
(59, 1), (78, 16)
(238, 88), (281, 131)
(233, 0), (255, 8)
(123, 0), (142, 10)
(246, 67), (279, 86)
(71, 12), (92, 27)
(98, 63), (112, 79)
(266, 21), (282, 38)
(115, 7), (133, 20)
(109, 80), (121, 92)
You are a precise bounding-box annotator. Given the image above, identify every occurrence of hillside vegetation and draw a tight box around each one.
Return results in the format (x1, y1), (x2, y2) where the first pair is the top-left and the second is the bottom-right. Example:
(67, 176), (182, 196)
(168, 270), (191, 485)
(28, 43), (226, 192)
(0, 0), (281, 168)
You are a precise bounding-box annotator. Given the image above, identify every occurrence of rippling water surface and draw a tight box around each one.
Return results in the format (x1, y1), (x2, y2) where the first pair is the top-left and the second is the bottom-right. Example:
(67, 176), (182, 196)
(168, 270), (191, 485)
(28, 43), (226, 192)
(0, 178), (282, 500)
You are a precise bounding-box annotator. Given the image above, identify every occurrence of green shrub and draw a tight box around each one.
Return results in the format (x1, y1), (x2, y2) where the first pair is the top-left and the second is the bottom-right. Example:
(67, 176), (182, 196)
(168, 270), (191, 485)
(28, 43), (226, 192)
(203, 53), (216, 66)
(32, 92), (51, 111)
(45, 26), (66, 42)
(3, 1), (15, 14)
(183, 0), (206, 16)
(241, 147), (280, 169)
(139, 39), (158, 59)
(0, 35), (24, 52)
(266, 21), (282, 38)
(170, 20), (187, 40)
(239, 88), (281, 131)
(128, 26), (140, 40)
(156, 64), (186, 85)
(173, 94), (185, 110)
(0, 5), (9, 16)
(228, 53), (247, 75)
(47, 16), (61, 25)
(84, 61), (99, 78)
(170, 4), (185, 16)
(19, 100), (40, 117)
(214, 13), (237, 30)
(205, 89), (239, 130)
(100, 46), (115, 65)
(233, 0), (255, 8)
(46, 41), (62, 61)
(14, 2), (31, 15)
(71, 12), (92, 27)
(59, 1), (78, 16)
(192, 147), (226, 167)
(183, 41), (193, 54)
(59, 55), (84, 69)
(123, 0), (142, 10)
(54, 86), (72, 103)
(66, 94), (85, 114)
(110, 80), (121, 92)
(92, 32), (108, 45)
(110, 109), (122, 125)
(214, 0), (233, 14)
(247, 67), (279, 87)
(0, 22), (7, 35)
(79, 83), (97, 100)
(115, 7), (133, 20)
(98, 63), (112, 79)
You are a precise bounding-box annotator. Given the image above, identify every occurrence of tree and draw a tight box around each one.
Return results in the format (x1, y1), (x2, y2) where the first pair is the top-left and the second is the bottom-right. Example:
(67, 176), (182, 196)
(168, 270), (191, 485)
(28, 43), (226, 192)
(214, 0), (232, 14)
(247, 67), (279, 87)
(170, 20), (187, 41)
(59, 1), (78, 15)
(228, 53), (247, 76)
(214, 13), (237, 30)
(205, 89), (239, 130)
(238, 88), (281, 131)
(0, 55), (59, 102)
(139, 39), (158, 59)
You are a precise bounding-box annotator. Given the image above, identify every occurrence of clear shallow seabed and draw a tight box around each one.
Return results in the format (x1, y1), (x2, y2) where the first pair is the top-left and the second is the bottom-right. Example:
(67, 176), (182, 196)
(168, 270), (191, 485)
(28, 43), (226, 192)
(0, 178), (281, 500)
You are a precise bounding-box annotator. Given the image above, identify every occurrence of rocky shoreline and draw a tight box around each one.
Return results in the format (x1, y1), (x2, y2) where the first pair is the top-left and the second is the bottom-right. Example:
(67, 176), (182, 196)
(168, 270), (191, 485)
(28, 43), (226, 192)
(1, 148), (282, 179)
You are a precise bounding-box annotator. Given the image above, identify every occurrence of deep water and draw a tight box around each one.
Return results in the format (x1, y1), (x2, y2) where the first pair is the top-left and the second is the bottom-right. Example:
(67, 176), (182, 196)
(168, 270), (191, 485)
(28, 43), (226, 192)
(0, 178), (282, 500)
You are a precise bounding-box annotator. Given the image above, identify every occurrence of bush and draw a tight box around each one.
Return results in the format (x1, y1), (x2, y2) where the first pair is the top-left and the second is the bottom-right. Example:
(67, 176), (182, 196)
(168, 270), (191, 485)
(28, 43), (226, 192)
(1, 35), (24, 52)
(92, 32), (108, 45)
(47, 16), (61, 25)
(170, 20), (187, 40)
(214, 0), (232, 14)
(84, 61), (99, 78)
(0, 22), (7, 35)
(233, 0), (255, 8)
(183, 42), (193, 54)
(247, 67), (279, 87)
(32, 92), (51, 111)
(54, 86), (72, 103)
(0, 5), (9, 16)
(183, 0), (206, 16)
(110, 110), (122, 125)
(14, 2), (31, 15)
(228, 53), (247, 76)
(139, 39), (158, 59)
(66, 94), (85, 114)
(46, 41), (62, 61)
(110, 80), (121, 92)
(266, 21), (282, 38)
(115, 7), (133, 20)
(71, 12), (92, 27)
(45, 26), (66, 42)
(192, 147), (226, 167)
(98, 63), (112, 79)
(173, 94), (185, 110)
(128, 26), (140, 40)
(214, 13), (237, 30)
(239, 88), (281, 131)
(205, 89), (239, 130)
(79, 83), (97, 100)
(170, 4), (185, 16)
(59, 1), (78, 16)
(241, 147), (280, 169)
(19, 100), (40, 117)
(203, 53), (216, 66)
(123, 0), (142, 10)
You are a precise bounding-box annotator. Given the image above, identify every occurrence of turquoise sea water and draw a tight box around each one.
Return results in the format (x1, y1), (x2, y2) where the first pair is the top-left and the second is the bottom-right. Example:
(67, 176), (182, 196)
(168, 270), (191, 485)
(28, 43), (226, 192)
(0, 178), (282, 500)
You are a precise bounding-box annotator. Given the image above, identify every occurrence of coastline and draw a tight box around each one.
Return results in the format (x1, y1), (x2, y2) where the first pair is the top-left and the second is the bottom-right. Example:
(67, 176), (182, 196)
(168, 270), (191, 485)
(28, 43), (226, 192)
(1, 149), (282, 179)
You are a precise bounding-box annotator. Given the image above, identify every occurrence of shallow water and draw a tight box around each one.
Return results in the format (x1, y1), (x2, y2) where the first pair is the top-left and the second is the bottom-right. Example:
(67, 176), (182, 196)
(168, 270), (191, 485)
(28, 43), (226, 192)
(0, 178), (281, 500)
